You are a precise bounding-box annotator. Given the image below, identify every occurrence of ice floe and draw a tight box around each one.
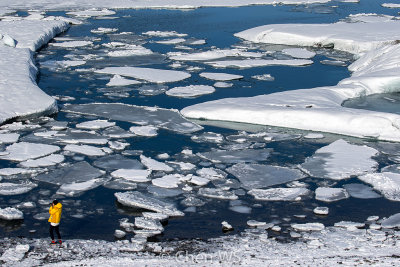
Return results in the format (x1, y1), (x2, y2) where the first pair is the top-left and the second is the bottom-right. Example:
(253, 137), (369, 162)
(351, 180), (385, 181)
(168, 49), (264, 61)
(64, 144), (107, 156)
(111, 169), (151, 182)
(20, 154), (65, 167)
(359, 172), (400, 201)
(135, 217), (164, 231)
(248, 188), (310, 201)
(343, 183), (381, 199)
(0, 133), (19, 144)
(95, 67), (190, 83)
(143, 31), (187, 37)
(152, 174), (181, 188)
(381, 213), (400, 228)
(106, 75), (141, 86)
(166, 85), (215, 98)
(315, 187), (349, 202)
(198, 148), (271, 164)
(198, 188), (238, 200)
(206, 59), (313, 68)
(57, 178), (106, 196)
(140, 155), (173, 172)
(66, 9), (116, 18)
(199, 72), (243, 81)
(129, 126), (158, 137)
(291, 222), (325, 231)
(282, 48), (316, 59)
(0, 182), (37, 195)
(114, 191), (184, 216)
(228, 163), (306, 189)
(63, 103), (203, 134)
(76, 120), (116, 130)
(182, 17), (400, 142)
(300, 139), (378, 180)
(0, 142), (60, 161)
(0, 207), (23, 220)
(313, 207), (329, 215)
(251, 74), (274, 81)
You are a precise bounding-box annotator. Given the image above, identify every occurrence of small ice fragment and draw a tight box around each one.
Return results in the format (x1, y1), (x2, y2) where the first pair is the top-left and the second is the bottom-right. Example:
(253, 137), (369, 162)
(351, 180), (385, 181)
(358, 172), (400, 201)
(57, 178), (106, 196)
(198, 188), (238, 200)
(0, 182), (37, 195)
(381, 213), (400, 228)
(291, 223), (325, 231)
(64, 144), (106, 156)
(247, 220), (267, 227)
(0, 142), (60, 162)
(111, 169), (151, 183)
(129, 126), (158, 137)
(140, 155), (173, 172)
(313, 207), (329, 215)
(135, 217), (164, 231)
(271, 226), (281, 232)
(20, 154), (64, 168)
(189, 175), (210, 186)
(248, 188), (309, 201)
(114, 229), (126, 238)
(367, 216), (379, 221)
(142, 212), (168, 221)
(152, 174), (181, 189)
(199, 72), (243, 81)
(0, 133), (20, 144)
(282, 48), (316, 59)
(0, 207), (23, 220)
(251, 74), (274, 81)
(343, 183), (381, 199)
(222, 221), (233, 232)
(166, 85), (215, 98)
(214, 82), (233, 88)
(303, 133), (324, 139)
(315, 187), (349, 202)
(334, 221), (365, 229)
(76, 120), (115, 130)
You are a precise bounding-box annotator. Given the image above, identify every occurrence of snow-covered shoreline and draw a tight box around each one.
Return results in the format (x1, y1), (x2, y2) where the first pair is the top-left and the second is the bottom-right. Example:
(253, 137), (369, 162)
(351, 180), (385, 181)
(181, 15), (400, 142)
(0, 19), (69, 124)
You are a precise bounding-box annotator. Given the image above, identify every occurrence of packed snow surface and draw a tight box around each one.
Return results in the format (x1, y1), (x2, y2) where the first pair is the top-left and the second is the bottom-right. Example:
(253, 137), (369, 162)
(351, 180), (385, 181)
(301, 139), (378, 180)
(182, 17), (400, 141)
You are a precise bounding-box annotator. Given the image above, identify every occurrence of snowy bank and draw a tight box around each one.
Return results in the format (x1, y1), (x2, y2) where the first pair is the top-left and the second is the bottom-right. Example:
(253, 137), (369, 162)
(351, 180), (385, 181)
(0, 1), (333, 11)
(181, 16), (400, 141)
(0, 19), (69, 124)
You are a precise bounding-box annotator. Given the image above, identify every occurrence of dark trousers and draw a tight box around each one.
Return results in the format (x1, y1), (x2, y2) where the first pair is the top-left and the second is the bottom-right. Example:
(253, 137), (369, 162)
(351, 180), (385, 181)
(49, 224), (61, 240)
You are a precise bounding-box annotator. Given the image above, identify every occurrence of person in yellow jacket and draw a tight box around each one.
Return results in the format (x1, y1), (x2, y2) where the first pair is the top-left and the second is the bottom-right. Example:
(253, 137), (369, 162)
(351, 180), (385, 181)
(48, 200), (62, 245)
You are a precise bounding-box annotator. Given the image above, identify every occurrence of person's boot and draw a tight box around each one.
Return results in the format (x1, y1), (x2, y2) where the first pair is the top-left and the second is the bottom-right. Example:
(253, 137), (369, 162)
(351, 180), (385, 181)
(50, 240), (56, 245)
(58, 240), (62, 245)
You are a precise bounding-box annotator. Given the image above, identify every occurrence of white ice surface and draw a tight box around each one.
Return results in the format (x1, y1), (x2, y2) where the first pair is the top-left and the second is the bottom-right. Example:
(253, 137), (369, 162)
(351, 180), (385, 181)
(206, 59), (313, 68)
(0, 19), (69, 124)
(156, 38), (185, 44)
(166, 85), (215, 98)
(198, 188), (238, 200)
(57, 178), (106, 196)
(0, 182), (37, 195)
(182, 18), (400, 142)
(76, 120), (116, 130)
(20, 154), (65, 167)
(152, 174), (182, 189)
(168, 49), (264, 61)
(199, 72), (243, 81)
(282, 48), (316, 59)
(106, 75), (141, 87)
(50, 40), (93, 47)
(129, 126), (158, 137)
(300, 139), (378, 180)
(248, 188), (310, 201)
(64, 144), (106, 156)
(382, 3), (400, 8)
(0, 207), (23, 220)
(95, 67), (191, 83)
(0, 133), (19, 144)
(0, 142), (60, 161)
(291, 222), (325, 231)
(140, 155), (173, 172)
(359, 172), (400, 201)
(315, 187), (349, 202)
(111, 169), (151, 183)
(143, 31), (187, 37)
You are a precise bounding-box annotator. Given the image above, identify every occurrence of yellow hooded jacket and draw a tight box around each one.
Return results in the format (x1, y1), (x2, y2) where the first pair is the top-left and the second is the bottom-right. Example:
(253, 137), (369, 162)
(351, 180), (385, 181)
(48, 203), (62, 224)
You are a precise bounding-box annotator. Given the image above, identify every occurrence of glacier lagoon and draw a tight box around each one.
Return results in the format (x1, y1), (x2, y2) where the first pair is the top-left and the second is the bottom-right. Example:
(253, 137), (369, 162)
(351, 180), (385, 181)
(1, 0), (400, 255)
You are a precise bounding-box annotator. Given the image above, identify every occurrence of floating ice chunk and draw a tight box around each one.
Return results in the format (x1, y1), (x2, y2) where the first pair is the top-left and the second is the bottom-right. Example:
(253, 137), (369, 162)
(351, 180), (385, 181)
(343, 183), (381, 199)
(214, 82), (233, 88)
(191, 132), (224, 143)
(251, 74), (275, 81)
(229, 205), (252, 214)
(107, 45), (153, 57)
(111, 169), (151, 182)
(381, 213), (400, 228)
(152, 174), (181, 188)
(0, 207), (23, 220)
(63, 103), (203, 134)
(91, 27), (118, 34)
(168, 161), (195, 171)
(106, 75), (141, 87)
(315, 187), (349, 202)
(0, 133), (19, 144)
(2, 34), (16, 47)
(34, 161), (104, 185)
(142, 212), (168, 221)
(166, 85), (215, 98)
(50, 40), (93, 47)
(93, 154), (144, 170)
(301, 140), (378, 180)
(0, 142), (60, 161)
(66, 9), (116, 18)
(108, 141), (129, 150)
(334, 221), (365, 229)
(147, 185), (183, 197)
(247, 220), (267, 227)
(198, 188), (238, 200)
(76, 120), (116, 130)
(222, 221), (233, 231)
(282, 48), (316, 59)
(143, 31), (187, 37)
(102, 126), (135, 138)
(228, 163), (306, 189)
(15, 202), (36, 209)
(114, 229), (126, 238)
(64, 144), (106, 156)
(320, 59), (347, 66)
(0, 167), (38, 176)
(200, 72), (243, 81)
(20, 154), (64, 168)
(199, 148), (271, 164)
(358, 172), (400, 201)
(57, 178), (106, 196)
(206, 59), (313, 68)
(0, 182), (37, 195)
(381, 3), (400, 8)
(156, 38), (186, 44)
(291, 223), (325, 231)
(313, 207), (329, 215)
(140, 155), (173, 172)
(168, 49), (264, 61)
(189, 175), (210, 186)
(95, 67), (190, 83)
(114, 191), (184, 216)
(303, 133), (324, 139)
(129, 126), (158, 137)
(248, 188), (310, 201)
(367, 216), (379, 221)
(196, 168), (227, 180)
(135, 217), (164, 231)
(103, 179), (137, 190)
(0, 244), (29, 263)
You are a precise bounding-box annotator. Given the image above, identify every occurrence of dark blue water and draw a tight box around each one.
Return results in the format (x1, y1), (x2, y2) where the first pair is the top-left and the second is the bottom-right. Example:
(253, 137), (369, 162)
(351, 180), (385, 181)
(1, 0), (400, 242)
